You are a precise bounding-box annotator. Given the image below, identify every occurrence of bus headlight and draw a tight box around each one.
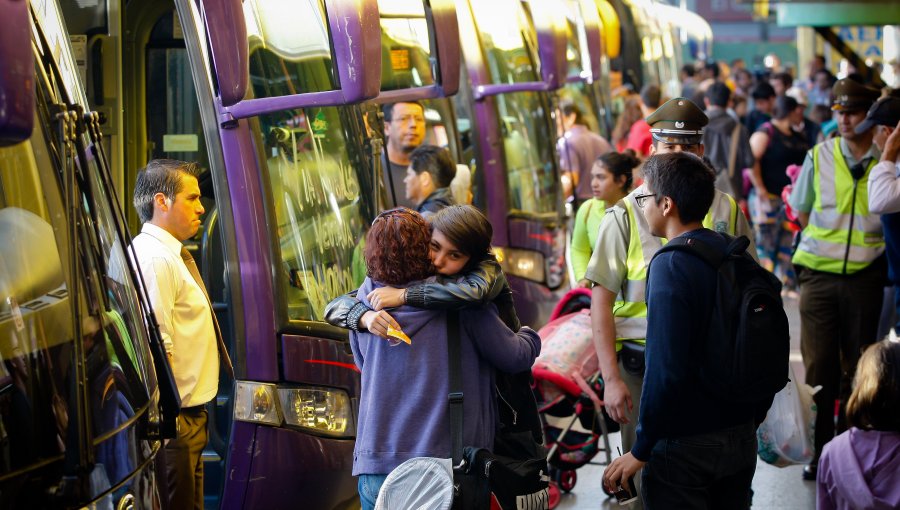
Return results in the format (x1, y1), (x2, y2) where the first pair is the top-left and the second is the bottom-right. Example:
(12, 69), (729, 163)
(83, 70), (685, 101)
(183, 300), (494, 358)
(494, 247), (546, 284)
(278, 387), (353, 436)
(234, 381), (282, 425)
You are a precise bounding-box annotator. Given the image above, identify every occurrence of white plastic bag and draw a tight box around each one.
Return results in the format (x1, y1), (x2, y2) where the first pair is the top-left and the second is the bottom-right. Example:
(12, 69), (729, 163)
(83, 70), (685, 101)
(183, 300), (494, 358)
(757, 366), (819, 467)
(374, 457), (454, 510)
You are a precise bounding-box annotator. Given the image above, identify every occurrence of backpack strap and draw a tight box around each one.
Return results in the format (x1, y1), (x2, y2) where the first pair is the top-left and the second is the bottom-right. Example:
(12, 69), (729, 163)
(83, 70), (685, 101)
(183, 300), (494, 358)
(447, 310), (464, 464)
(656, 234), (751, 269)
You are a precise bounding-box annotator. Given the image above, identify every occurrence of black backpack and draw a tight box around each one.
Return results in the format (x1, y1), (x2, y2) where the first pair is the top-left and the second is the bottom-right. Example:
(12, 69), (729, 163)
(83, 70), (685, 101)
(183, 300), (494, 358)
(652, 234), (790, 403)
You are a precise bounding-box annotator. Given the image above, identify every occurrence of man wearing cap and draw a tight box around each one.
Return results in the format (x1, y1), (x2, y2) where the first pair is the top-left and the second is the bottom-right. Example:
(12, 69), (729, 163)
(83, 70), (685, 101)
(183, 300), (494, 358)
(788, 78), (886, 481)
(865, 98), (900, 338)
(584, 97), (754, 508)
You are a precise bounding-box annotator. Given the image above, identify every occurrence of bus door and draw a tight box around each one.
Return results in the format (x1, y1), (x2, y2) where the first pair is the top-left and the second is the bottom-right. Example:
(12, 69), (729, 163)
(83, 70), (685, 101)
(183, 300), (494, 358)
(454, 0), (569, 328)
(62, 1), (242, 504)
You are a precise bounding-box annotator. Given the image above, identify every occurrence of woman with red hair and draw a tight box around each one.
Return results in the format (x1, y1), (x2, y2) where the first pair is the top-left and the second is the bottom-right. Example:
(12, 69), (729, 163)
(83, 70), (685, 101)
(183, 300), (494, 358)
(349, 208), (541, 510)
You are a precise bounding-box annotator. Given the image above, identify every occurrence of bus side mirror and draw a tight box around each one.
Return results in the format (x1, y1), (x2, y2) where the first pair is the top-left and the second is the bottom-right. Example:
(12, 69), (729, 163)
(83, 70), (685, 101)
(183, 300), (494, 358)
(200, 0), (248, 107)
(372, 0), (460, 104)
(529, 0), (568, 91)
(328, 0), (382, 103)
(430, 0), (461, 97)
(0, 0), (34, 146)
(577, 0), (604, 82)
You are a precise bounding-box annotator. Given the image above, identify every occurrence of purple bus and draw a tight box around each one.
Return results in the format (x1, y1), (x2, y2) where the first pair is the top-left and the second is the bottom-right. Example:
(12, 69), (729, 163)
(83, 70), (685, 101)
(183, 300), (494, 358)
(169, 1), (461, 507)
(451, 0), (571, 328)
(0, 1), (178, 508)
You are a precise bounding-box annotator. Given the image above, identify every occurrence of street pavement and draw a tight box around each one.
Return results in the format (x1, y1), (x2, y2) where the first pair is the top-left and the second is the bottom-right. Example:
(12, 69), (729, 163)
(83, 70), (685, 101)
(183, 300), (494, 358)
(556, 295), (818, 509)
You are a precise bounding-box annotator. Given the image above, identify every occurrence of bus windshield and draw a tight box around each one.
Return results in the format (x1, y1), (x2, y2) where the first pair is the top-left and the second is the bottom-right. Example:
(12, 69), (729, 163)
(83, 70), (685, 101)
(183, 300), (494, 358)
(254, 106), (375, 322)
(242, 6), (377, 323)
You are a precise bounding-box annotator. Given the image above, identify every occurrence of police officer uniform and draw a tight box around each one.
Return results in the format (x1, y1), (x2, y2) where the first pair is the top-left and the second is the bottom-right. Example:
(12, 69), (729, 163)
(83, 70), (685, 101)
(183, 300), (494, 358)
(788, 79), (885, 479)
(584, 98), (755, 508)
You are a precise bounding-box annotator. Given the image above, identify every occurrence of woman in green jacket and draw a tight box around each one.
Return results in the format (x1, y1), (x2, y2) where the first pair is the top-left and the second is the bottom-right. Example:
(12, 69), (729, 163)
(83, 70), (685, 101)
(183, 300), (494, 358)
(571, 150), (640, 287)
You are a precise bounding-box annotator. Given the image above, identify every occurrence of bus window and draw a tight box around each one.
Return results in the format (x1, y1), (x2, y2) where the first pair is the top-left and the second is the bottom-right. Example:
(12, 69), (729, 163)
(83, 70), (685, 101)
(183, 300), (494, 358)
(378, 0), (435, 91)
(469, 0), (540, 85)
(496, 91), (559, 215)
(254, 106), (375, 322)
(243, 0), (338, 98)
(452, 66), (482, 205)
(0, 120), (157, 500)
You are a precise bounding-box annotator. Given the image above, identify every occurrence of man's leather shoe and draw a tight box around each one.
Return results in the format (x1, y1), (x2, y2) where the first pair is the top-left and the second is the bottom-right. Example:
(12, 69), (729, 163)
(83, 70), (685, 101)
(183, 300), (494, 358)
(802, 464), (817, 481)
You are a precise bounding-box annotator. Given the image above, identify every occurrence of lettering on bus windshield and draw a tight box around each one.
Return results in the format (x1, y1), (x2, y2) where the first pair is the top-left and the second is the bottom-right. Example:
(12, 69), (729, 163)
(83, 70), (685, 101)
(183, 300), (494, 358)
(262, 107), (373, 322)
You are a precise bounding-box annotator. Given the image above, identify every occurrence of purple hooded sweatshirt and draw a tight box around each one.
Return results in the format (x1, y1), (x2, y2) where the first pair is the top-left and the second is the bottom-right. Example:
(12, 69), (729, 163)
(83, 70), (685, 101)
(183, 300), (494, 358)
(349, 277), (541, 476)
(817, 428), (900, 510)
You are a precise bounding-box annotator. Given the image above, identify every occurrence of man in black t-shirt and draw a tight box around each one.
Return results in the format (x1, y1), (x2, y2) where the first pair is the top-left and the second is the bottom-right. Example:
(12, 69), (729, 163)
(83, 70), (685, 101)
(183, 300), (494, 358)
(383, 101), (426, 208)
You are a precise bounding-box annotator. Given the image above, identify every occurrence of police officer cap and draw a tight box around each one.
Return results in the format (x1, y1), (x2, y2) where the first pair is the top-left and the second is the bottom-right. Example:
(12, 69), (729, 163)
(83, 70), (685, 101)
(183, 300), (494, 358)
(646, 97), (709, 145)
(831, 78), (880, 112)
(855, 96), (900, 134)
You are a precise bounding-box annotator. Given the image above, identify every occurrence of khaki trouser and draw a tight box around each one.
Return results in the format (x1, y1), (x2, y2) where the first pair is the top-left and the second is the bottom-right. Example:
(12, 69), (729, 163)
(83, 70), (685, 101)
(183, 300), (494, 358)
(165, 406), (208, 510)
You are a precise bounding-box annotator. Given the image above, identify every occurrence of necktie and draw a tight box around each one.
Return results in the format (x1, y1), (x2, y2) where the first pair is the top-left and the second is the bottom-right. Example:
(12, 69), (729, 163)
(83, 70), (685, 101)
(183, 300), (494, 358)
(181, 246), (235, 379)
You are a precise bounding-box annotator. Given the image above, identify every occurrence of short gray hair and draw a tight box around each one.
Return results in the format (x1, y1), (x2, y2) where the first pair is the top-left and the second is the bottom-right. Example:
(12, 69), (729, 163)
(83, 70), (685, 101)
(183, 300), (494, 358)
(133, 159), (201, 223)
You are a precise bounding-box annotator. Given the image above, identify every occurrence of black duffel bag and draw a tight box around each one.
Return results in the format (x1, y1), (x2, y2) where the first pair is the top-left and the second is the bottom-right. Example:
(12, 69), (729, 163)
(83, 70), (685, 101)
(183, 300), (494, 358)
(452, 446), (550, 510)
(447, 311), (550, 510)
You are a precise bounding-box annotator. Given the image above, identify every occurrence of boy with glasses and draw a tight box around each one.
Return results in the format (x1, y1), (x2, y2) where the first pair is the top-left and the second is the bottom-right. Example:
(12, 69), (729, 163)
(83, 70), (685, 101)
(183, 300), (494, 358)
(585, 97), (754, 508)
(602, 153), (759, 509)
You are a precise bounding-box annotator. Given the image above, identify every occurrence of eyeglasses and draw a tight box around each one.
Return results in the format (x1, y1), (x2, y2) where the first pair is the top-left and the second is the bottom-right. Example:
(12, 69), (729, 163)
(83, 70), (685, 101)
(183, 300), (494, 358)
(634, 193), (657, 208)
(392, 115), (425, 125)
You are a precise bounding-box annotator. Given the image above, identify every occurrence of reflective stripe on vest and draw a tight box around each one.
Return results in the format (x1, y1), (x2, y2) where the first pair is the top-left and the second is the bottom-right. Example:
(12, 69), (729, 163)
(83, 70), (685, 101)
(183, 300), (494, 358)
(793, 138), (883, 274)
(614, 189), (739, 344)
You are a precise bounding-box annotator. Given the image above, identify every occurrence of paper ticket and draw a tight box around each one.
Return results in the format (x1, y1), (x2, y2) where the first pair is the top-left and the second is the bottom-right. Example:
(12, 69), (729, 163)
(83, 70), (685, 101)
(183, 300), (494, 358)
(387, 326), (411, 344)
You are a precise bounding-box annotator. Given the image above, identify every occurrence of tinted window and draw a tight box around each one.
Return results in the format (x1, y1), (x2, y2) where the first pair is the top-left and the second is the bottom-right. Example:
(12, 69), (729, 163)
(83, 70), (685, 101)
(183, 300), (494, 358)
(496, 91), (559, 215)
(255, 106), (376, 321)
(0, 7), (157, 498)
(244, 0), (338, 98)
(378, 0), (435, 91)
(469, 0), (540, 85)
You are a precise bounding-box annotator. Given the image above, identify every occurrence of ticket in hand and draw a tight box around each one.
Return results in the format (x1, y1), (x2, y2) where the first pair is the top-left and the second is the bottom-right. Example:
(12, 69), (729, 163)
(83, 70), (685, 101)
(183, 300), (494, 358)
(387, 326), (411, 344)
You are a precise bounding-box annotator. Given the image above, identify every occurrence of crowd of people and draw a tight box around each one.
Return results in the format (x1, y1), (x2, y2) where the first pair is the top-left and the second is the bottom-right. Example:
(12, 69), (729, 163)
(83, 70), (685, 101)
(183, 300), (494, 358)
(128, 57), (900, 510)
(557, 56), (900, 509)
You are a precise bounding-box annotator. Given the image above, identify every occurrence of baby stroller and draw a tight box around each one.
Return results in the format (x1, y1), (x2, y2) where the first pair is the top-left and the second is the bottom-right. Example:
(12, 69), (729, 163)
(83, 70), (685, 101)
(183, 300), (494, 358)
(533, 289), (619, 507)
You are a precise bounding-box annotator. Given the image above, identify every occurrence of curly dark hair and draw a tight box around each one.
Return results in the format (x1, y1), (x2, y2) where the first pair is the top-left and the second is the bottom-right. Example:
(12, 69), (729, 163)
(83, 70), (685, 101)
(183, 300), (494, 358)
(364, 208), (434, 285)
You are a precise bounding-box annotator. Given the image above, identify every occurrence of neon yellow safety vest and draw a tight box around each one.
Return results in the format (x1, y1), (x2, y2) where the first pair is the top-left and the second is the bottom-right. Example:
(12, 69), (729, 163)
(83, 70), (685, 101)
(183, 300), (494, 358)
(792, 138), (883, 275)
(614, 189), (740, 346)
